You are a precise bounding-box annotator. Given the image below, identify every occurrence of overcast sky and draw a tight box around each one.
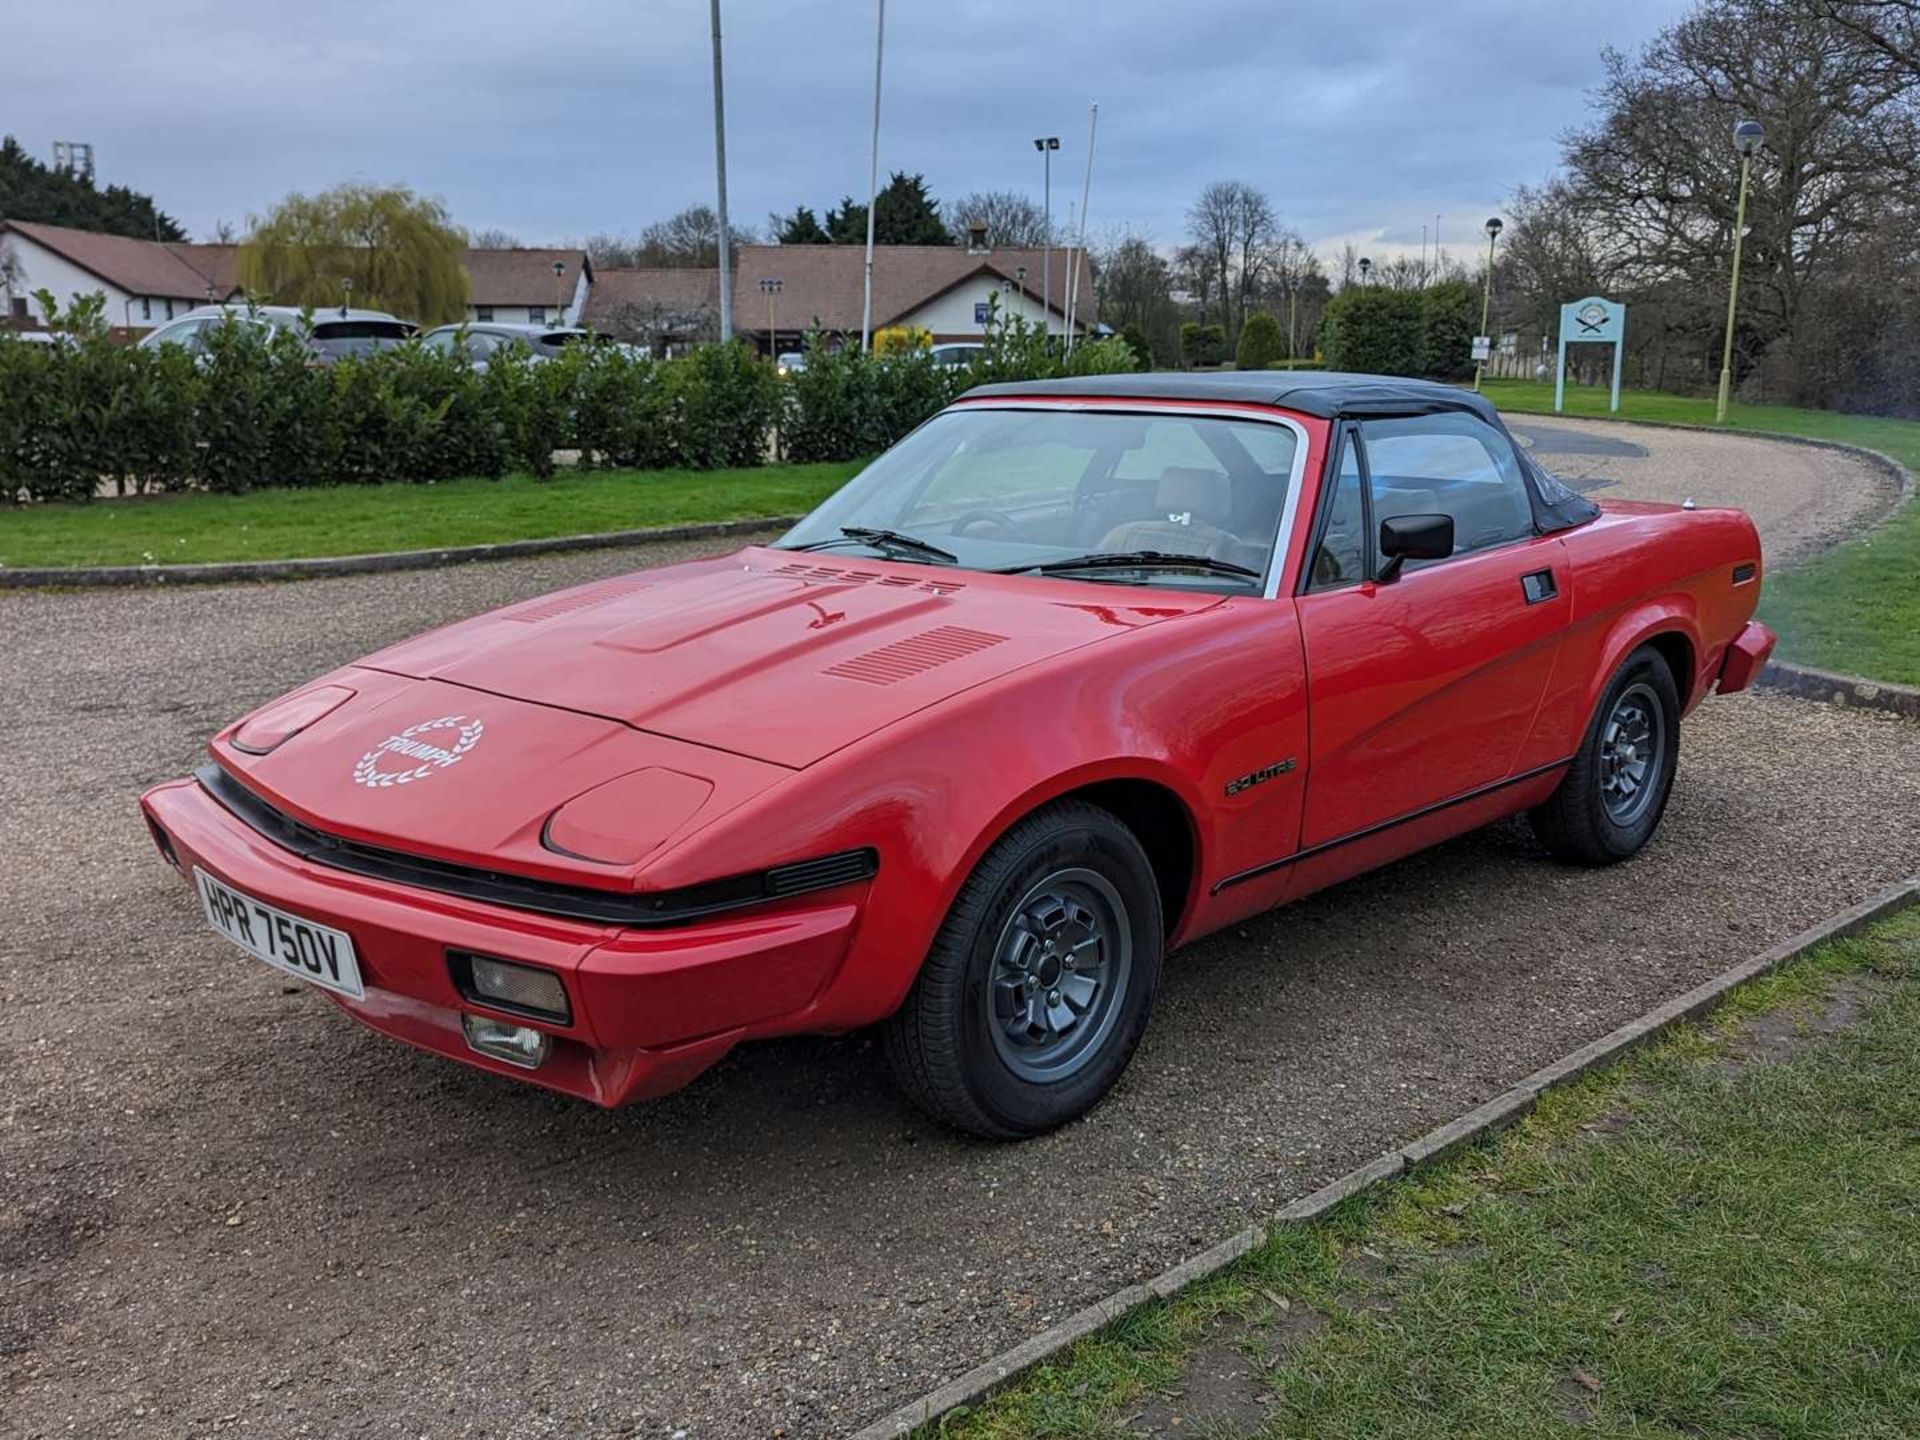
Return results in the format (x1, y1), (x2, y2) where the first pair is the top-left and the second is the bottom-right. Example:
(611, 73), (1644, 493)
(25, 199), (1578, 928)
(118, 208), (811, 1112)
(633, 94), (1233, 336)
(13, 0), (1687, 261)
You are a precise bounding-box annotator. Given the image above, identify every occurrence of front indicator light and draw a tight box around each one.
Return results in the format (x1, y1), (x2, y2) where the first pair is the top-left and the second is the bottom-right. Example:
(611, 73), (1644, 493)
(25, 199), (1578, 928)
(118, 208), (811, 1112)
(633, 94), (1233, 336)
(451, 952), (572, 1024)
(462, 1014), (551, 1069)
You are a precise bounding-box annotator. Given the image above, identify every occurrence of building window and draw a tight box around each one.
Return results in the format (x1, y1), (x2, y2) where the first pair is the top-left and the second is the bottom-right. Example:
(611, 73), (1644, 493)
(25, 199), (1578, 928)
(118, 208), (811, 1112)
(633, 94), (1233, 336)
(527, 306), (546, 324)
(165, 299), (174, 320)
(9, 297), (25, 321)
(476, 306), (494, 322)
(141, 297), (151, 320)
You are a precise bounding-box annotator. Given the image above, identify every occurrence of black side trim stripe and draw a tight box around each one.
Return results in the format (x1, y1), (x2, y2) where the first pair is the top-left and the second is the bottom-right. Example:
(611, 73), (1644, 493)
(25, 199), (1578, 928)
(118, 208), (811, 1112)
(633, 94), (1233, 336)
(195, 763), (877, 927)
(1211, 757), (1574, 894)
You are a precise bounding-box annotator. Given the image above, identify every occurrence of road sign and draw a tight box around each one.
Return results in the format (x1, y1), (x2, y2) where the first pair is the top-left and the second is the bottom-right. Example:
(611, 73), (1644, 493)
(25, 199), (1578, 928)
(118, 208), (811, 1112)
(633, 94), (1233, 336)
(1554, 296), (1627, 414)
(1471, 336), (1492, 361)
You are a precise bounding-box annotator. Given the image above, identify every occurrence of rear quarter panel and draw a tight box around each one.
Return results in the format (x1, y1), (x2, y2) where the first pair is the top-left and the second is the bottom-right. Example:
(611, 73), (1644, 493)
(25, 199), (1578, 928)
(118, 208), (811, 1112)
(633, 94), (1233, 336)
(1516, 503), (1764, 772)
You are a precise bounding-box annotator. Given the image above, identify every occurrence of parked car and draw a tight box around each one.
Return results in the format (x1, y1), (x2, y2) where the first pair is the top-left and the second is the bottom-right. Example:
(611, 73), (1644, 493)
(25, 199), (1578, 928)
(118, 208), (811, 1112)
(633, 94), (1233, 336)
(929, 342), (986, 367)
(142, 370), (1774, 1138)
(4, 329), (69, 347)
(417, 322), (591, 368)
(139, 305), (415, 364)
(775, 350), (807, 376)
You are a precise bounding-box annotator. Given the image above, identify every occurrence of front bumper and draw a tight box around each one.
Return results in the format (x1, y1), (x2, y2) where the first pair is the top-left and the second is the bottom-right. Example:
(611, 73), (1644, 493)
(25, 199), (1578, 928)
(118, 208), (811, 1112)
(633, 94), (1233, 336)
(140, 776), (862, 1105)
(1716, 619), (1777, 694)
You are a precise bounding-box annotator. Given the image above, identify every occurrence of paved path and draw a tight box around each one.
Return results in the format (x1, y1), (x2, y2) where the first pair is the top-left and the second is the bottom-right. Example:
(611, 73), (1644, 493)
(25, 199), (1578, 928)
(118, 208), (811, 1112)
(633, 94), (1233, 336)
(2, 423), (1913, 1439)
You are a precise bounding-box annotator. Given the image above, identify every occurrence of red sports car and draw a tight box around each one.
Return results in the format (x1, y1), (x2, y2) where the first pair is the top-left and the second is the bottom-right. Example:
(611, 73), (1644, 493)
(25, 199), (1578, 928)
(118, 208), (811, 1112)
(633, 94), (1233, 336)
(142, 372), (1775, 1137)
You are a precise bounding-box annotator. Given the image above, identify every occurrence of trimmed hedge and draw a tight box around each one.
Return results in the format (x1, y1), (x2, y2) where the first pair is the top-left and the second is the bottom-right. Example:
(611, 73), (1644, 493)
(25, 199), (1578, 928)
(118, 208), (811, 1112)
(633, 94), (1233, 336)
(1, 300), (1133, 503)
(1321, 281), (1479, 381)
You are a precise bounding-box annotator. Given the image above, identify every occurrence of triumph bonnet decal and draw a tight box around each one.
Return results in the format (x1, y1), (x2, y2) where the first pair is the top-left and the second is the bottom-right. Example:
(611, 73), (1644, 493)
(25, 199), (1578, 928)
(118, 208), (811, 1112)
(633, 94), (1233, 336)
(352, 714), (485, 789)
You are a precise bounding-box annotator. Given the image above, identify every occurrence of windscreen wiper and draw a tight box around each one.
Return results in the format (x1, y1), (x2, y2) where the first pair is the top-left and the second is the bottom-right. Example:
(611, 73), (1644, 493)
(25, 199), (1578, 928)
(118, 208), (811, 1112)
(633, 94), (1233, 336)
(995, 550), (1261, 581)
(789, 526), (958, 564)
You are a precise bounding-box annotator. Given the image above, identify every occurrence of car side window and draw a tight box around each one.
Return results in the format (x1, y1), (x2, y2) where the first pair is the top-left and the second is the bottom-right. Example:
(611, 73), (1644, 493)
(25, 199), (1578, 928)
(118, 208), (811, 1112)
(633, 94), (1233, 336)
(1358, 413), (1535, 561)
(1308, 433), (1366, 590)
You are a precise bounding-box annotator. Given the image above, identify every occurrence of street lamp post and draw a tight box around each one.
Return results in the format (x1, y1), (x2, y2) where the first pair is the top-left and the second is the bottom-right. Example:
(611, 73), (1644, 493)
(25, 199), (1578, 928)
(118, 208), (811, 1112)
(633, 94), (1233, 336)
(553, 260), (566, 322)
(1034, 136), (1059, 338)
(1716, 118), (1764, 424)
(1357, 256), (1372, 285)
(759, 277), (782, 358)
(1475, 216), (1502, 393)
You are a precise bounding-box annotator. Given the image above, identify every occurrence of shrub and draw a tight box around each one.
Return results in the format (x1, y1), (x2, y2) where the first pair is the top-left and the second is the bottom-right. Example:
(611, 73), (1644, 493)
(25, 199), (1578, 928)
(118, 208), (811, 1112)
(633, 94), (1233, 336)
(872, 325), (932, 356)
(1120, 324), (1153, 369)
(1419, 280), (1479, 381)
(1321, 287), (1425, 376)
(1, 300), (1133, 506)
(1235, 312), (1285, 370)
(1179, 322), (1227, 368)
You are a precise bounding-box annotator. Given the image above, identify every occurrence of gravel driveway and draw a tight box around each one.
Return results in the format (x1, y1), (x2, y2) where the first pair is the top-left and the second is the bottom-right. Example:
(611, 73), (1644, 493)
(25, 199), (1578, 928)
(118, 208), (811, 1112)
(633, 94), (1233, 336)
(2, 422), (1913, 1439)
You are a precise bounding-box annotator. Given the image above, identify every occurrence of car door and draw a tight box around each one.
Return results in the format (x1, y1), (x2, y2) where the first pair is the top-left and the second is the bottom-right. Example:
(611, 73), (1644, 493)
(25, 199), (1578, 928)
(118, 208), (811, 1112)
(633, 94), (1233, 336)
(1293, 411), (1570, 851)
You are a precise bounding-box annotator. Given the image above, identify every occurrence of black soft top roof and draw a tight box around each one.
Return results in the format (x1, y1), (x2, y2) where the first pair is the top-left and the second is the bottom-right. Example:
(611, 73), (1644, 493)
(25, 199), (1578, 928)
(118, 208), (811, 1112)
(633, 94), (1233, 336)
(961, 369), (1498, 423)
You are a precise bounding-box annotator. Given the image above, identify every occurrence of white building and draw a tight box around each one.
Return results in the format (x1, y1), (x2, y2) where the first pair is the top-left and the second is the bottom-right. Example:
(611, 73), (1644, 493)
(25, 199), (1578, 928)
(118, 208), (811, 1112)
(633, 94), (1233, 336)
(0, 220), (236, 334)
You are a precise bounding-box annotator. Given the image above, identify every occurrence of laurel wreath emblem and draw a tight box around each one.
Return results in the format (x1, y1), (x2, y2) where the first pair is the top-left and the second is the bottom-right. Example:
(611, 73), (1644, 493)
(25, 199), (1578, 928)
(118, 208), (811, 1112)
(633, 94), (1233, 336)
(351, 714), (486, 789)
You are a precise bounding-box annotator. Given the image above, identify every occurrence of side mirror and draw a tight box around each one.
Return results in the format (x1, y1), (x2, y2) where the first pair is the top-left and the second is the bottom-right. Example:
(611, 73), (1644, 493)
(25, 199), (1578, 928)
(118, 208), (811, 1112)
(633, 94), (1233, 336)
(1377, 513), (1454, 583)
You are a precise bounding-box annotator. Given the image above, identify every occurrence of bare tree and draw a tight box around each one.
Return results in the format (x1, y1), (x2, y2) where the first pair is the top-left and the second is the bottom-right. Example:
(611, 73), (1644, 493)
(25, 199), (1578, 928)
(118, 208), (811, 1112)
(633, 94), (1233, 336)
(1564, 0), (1920, 355)
(947, 190), (1051, 247)
(1094, 231), (1182, 359)
(469, 227), (524, 249)
(581, 206), (757, 269)
(1184, 180), (1279, 340)
(1818, 0), (1920, 74)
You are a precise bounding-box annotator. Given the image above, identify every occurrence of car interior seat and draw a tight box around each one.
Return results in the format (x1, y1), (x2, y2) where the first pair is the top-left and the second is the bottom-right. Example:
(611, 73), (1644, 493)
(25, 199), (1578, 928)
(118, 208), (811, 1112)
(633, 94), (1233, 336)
(1098, 466), (1240, 558)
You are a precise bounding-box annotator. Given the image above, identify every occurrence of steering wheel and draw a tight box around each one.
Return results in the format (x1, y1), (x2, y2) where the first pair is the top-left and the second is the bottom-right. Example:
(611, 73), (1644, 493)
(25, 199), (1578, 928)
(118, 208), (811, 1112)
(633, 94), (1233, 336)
(947, 508), (1023, 539)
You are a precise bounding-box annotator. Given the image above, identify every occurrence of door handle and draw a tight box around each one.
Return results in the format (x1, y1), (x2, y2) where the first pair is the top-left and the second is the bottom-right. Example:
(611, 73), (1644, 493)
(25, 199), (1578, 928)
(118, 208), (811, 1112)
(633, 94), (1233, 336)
(1521, 569), (1558, 605)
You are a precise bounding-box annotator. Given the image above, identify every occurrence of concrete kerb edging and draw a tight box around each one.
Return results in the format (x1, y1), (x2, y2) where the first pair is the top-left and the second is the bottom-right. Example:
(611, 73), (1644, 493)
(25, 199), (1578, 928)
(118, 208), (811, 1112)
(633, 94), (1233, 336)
(1757, 659), (1920, 721)
(849, 875), (1920, 1440)
(0, 514), (803, 590)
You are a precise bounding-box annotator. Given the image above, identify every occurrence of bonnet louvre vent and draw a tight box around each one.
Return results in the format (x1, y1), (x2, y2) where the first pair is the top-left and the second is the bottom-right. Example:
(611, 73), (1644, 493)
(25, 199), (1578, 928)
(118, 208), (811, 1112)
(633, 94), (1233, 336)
(824, 626), (1007, 685)
(773, 561), (965, 595)
(505, 579), (650, 623)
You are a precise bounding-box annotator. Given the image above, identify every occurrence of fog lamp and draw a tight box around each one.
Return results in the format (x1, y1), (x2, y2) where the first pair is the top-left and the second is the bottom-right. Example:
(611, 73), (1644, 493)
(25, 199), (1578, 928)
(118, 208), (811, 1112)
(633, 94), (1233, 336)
(461, 1014), (552, 1069)
(451, 952), (571, 1024)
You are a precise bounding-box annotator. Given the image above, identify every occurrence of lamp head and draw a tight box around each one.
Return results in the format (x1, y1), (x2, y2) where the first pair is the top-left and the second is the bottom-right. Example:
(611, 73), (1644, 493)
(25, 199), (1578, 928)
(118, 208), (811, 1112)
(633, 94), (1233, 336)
(1733, 119), (1764, 156)
(1485, 216), (1503, 239)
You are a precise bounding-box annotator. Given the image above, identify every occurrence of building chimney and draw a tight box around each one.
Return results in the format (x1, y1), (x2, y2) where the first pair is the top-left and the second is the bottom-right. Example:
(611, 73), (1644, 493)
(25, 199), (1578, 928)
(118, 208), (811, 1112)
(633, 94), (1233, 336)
(966, 222), (989, 255)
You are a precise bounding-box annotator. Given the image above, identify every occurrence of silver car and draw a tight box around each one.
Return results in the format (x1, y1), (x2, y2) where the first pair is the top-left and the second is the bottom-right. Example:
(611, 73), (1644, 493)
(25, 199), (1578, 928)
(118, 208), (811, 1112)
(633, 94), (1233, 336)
(140, 305), (416, 364)
(417, 322), (592, 369)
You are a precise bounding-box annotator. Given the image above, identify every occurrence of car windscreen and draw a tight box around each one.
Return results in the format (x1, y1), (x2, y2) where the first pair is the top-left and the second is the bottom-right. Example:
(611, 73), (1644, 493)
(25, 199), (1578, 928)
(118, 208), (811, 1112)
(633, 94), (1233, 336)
(776, 405), (1300, 593)
(307, 320), (415, 359)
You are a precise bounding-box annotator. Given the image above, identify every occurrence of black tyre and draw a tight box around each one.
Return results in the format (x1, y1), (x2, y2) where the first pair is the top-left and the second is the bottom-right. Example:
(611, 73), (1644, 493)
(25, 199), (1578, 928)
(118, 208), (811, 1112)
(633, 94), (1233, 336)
(882, 800), (1164, 1139)
(1530, 645), (1681, 865)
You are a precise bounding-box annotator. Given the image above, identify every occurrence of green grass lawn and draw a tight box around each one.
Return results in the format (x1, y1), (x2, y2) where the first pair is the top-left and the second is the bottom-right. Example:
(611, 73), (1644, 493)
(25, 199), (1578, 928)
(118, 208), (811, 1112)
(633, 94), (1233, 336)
(0, 459), (866, 569)
(939, 905), (1920, 1439)
(1484, 379), (1920, 686)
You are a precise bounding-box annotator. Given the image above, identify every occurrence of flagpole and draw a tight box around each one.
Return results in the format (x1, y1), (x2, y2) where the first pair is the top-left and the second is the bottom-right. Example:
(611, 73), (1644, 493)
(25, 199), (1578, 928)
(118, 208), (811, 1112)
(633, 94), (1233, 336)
(860, 0), (886, 351)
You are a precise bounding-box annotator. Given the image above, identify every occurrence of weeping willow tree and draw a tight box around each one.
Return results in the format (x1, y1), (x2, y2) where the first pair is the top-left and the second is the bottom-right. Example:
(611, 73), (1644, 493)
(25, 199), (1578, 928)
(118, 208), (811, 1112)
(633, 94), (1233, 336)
(237, 183), (469, 325)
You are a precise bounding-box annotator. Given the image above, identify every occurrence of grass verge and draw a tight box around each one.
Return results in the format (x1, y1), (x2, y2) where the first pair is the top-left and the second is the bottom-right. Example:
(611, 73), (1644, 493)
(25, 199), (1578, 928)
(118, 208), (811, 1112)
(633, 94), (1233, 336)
(0, 459), (866, 569)
(935, 904), (1920, 1439)
(1484, 379), (1920, 686)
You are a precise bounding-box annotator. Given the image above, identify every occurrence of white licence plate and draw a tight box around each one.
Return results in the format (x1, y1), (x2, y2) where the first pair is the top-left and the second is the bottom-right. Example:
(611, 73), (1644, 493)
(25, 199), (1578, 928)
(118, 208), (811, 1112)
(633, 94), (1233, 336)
(194, 867), (364, 999)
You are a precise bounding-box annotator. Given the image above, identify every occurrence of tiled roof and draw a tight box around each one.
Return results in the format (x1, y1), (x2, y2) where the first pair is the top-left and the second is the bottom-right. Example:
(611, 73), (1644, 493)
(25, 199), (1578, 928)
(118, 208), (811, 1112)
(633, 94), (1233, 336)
(0, 220), (230, 301)
(731, 244), (1094, 332)
(462, 247), (593, 306)
(584, 267), (720, 328)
